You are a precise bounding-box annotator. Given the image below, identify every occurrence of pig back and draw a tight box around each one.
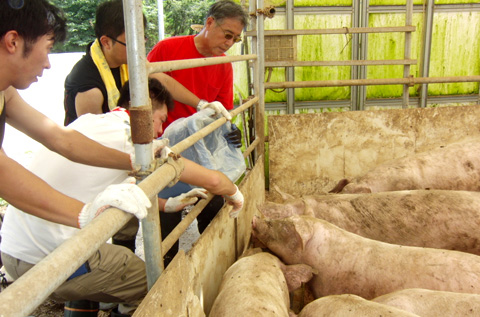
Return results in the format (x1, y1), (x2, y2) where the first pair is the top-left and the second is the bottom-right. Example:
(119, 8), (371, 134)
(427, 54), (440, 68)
(260, 190), (480, 255)
(373, 288), (480, 317)
(298, 294), (420, 317)
(209, 252), (290, 317)
(342, 140), (480, 193)
(253, 215), (480, 300)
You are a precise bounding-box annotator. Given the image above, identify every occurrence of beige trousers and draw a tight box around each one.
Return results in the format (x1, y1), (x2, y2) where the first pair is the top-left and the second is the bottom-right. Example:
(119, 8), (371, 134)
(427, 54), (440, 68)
(1, 243), (147, 313)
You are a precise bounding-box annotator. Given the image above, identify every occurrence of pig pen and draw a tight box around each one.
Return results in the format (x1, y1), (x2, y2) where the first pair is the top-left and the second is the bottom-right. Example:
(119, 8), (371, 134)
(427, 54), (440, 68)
(134, 104), (480, 316)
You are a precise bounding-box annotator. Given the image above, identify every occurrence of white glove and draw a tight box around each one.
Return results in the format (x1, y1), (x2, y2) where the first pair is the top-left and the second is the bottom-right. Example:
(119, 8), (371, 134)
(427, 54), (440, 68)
(159, 146), (173, 161)
(130, 139), (170, 168)
(78, 177), (151, 228)
(197, 100), (232, 121)
(223, 185), (244, 218)
(153, 138), (169, 158)
(164, 188), (209, 213)
(129, 152), (138, 171)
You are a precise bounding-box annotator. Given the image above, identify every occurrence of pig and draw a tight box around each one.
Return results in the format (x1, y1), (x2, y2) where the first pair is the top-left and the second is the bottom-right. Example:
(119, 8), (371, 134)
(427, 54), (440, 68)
(252, 215), (480, 300)
(209, 249), (315, 317)
(297, 294), (420, 317)
(373, 288), (480, 316)
(259, 190), (480, 255)
(329, 140), (480, 194)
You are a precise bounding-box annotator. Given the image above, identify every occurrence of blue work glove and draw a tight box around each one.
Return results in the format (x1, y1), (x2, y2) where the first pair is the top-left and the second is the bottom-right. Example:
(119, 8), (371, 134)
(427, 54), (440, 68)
(224, 123), (242, 148)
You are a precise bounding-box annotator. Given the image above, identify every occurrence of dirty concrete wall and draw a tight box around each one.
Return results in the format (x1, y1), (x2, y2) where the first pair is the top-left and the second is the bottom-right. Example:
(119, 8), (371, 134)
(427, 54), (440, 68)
(268, 105), (480, 200)
(134, 159), (265, 316)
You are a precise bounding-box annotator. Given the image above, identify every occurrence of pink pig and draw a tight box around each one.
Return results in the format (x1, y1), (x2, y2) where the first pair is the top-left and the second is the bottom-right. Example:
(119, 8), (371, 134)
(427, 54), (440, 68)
(253, 215), (480, 300)
(329, 140), (480, 194)
(259, 190), (480, 255)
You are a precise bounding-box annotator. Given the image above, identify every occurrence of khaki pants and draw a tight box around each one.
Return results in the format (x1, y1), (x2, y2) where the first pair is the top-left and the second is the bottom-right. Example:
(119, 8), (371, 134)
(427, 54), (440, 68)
(113, 216), (139, 241)
(2, 243), (147, 313)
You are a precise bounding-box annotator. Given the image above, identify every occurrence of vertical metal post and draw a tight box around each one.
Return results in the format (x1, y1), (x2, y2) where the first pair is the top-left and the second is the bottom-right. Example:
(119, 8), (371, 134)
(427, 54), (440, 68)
(249, 0), (257, 164)
(420, 0), (434, 108)
(123, 0), (163, 289)
(286, 0), (295, 114)
(351, 0), (368, 111)
(256, 0), (266, 161)
(402, 0), (413, 108)
(358, 0), (369, 111)
(351, 0), (359, 111)
(157, 0), (165, 41)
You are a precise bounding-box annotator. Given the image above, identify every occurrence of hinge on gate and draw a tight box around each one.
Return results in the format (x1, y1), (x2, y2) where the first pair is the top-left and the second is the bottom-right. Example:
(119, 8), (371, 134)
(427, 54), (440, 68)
(408, 75), (415, 87)
(129, 152), (184, 187)
(252, 6), (276, 19)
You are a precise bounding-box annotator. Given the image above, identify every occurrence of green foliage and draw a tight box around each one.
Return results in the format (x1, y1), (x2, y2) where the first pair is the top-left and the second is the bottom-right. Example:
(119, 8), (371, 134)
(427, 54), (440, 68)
(143, 0), (160, 52)
(51, 0), (97, 52)
(164, 0), (215, 36)
(51, 0), (161, 52)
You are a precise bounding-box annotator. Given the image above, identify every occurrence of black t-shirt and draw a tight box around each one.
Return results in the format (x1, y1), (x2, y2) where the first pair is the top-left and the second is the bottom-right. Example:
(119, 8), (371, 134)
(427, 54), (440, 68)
(63, 44), (122, 126)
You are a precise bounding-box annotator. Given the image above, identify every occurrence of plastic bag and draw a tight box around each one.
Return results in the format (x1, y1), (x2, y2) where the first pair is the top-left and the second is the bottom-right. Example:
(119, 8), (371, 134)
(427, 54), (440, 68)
(162, 108), (246, 184)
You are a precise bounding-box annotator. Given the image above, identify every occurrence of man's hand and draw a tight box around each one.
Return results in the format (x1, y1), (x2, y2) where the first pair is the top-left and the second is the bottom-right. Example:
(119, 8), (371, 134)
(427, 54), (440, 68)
(153, 138), (170, 158)
(197, 100), (232, 121)
(164, 188), (209, 212)
(130, 138), (171, 170)
(78, 177), (151, 228)
(159, 145), (173, 161)
(223, 185), (244, 218)
(224, 123), (242, 148)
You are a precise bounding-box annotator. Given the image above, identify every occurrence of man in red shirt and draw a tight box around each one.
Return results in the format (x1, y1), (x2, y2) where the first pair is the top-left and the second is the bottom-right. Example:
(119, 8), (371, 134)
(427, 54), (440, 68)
(147, 0), (247, 132)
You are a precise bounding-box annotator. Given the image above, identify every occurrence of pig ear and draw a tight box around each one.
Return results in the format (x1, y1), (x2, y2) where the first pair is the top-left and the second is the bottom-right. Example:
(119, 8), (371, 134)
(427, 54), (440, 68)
(239, 247), (263, 259)
(301, 197), (315, 217)
(282, 263), (317, 292)
(291, 216), (315, 250)
(273, 184), (295, 201)
(256, 203), (267, 216)
(258, 202), (295, 219)
(257, 203), (278, 218)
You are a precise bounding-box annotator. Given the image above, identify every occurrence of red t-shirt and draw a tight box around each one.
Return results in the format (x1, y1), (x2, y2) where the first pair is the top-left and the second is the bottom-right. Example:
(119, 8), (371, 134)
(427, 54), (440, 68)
(147, 35), (234, 131)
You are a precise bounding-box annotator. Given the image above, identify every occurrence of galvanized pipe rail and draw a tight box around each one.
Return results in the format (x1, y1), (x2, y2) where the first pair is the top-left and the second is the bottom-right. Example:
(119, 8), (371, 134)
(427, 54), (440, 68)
(264, 75), (480, 89)
(245, 26), (416, 36)
(161, 194), (213, 256)
(123, 0), (163, 290)
(169, 97), (258, 154)
(402, 0), (414, 108)
(148, 54), (257, 74)
(265, 59), (417, 67)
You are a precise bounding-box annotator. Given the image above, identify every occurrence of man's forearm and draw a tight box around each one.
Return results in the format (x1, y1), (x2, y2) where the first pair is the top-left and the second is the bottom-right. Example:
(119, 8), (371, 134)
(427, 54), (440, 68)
(0, 153), (83, 227)
(149, 72), (200, 108)
(54, 128), (132, 171)
(180, 159), (237, 196)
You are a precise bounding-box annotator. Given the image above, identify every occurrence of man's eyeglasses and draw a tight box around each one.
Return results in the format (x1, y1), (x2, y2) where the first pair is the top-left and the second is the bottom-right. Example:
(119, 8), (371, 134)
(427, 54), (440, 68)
(216, 23), (242, 43)
(106, 35), (148, 47)
(107, 35), (126, 46)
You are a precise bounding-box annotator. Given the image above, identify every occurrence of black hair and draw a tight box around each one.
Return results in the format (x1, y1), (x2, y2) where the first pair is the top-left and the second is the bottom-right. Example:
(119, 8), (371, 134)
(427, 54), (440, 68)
(205, 0), (248, 27)
(0, 0), (66, 55)
(95, 0), (147, 43)
(117, 78), (174, 112)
